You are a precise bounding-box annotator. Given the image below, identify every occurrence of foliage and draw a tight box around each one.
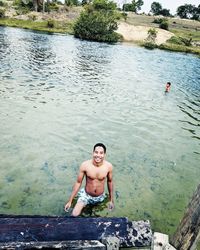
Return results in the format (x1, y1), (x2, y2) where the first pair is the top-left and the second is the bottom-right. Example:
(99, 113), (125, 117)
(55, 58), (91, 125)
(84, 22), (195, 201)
(121, 11), (127, 21)
(0, 0), (5, 7)
(47, 19), (55, 28)
(13, 0), (33, 12)
(159, 43), (200, 55)
(122, 0), (143, 13)
(147, 28), (157, 41)
(65, 0), (79, 7)
(45, 1), (59, 12)
(167, 35), (192, 46)
(167, 36), (184, 45)
(122, 3), (135, 12)
(153, 17), (167, 24)
(179, 36), (192, 46)
(159, 20), (168, 30)
(144, 28), (157, 49)
(0, 7), (5, 17)
(159, 8), (170, 17)
(73, 0), (121, 43)
(144, 42), (157, 49)
(177, 4), (200, 20)
(192, 4), (200, 20)
(151, 2), (162, 15)
(151, 2), (171, 17)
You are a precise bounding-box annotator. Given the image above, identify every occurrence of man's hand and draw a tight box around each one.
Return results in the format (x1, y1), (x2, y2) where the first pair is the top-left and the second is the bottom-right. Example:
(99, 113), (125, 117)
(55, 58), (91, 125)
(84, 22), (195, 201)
(64, 201), (71, 212)
(108, 201), (114, 211)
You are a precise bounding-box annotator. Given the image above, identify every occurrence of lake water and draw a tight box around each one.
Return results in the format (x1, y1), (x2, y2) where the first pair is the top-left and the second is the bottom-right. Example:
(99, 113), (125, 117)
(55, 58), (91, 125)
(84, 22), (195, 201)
(0, 26), (199, 236)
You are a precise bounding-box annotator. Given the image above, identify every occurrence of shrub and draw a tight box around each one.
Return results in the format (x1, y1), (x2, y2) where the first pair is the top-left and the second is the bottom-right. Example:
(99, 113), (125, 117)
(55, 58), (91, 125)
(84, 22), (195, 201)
(74, 0), (121, 43)
(180, 36), (192, 46)
(14, 0), (33, 12)
(153, 17), (167, 24)
(47, 19), (55, 28)
(147, 28), (157, 42)
(45, 2), (59, 12)
(167, 36), (184, 45)
(0, 0), (5, 6)
(144, 28), (158, 49)
(65, 0), (79, 6)
(0, 7), (5, 17)
(144, 42), (157, 49)
(159, 20), (169, 30)
(167, 36), (193, 47)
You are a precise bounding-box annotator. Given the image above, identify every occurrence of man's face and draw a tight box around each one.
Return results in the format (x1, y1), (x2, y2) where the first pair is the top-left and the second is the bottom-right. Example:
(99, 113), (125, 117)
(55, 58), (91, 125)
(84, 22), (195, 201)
(93, 146), (105, 164)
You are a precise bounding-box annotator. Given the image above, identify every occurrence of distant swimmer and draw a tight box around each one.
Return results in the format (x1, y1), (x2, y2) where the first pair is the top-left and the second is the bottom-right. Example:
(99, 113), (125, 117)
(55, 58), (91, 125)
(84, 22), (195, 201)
(165, 82), (171, 93)
(64, 143), (114, 216)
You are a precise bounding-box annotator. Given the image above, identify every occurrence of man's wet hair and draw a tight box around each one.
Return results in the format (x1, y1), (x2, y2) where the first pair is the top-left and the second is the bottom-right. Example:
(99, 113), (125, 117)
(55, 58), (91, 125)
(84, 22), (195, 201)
(93, 143), (106, 153)
(167, 82), (171, 86)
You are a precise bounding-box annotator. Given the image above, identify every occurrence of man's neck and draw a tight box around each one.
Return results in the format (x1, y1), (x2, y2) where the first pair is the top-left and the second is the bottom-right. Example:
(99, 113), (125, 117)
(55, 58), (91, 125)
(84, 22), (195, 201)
(92, 160), (103, 167)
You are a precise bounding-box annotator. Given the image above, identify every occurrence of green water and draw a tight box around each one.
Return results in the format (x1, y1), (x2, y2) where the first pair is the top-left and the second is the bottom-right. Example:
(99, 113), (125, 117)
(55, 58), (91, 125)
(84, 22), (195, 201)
(0, 27), (200, 237)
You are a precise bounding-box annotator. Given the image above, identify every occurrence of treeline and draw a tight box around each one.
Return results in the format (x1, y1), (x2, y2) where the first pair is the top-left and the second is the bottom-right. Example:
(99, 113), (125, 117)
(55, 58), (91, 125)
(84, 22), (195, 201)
(149, 1), (200, 20)
(1, 0), (199, 21)
(122, 1), (200, 21)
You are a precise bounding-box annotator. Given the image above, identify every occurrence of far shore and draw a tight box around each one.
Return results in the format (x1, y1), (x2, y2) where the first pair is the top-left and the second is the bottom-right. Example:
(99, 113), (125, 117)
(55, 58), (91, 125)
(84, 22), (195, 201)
(0, 7), (200, 55)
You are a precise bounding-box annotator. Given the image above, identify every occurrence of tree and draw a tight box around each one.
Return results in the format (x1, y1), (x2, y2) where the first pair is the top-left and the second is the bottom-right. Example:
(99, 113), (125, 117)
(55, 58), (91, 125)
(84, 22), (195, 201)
(122, 0), (143, 13)
(134, 0), (144, 13)
(73, 0), (121, 43)
(122, 2), (135, 12)
(151, 1), (162, 15)
(159, 8), (170, 16)
(65, 0), (79, 6)
(192, 4), (200, 20)
(0, 7), (6, 18)
(176, 4), (197, 19)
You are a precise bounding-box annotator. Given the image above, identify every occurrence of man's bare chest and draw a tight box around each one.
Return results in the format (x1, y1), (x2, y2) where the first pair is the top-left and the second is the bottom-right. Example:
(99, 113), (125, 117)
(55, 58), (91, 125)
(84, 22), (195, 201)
(86, 168), (108, 181)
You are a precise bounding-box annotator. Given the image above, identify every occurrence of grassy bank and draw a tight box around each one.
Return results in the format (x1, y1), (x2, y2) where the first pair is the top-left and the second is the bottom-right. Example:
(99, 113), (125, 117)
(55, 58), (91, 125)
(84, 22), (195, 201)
(126, 13), (200, 55)
(159, 42), (200, 55)
(0, 17), (74, 34)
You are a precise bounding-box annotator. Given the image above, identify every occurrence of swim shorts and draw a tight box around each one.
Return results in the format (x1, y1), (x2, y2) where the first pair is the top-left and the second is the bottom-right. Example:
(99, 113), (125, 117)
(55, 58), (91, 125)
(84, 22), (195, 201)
(77, 188), (106, 206)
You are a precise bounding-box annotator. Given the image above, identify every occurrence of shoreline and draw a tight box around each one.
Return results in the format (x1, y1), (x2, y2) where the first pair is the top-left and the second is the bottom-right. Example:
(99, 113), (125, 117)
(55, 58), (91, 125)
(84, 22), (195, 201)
(0, 16), (199, 56)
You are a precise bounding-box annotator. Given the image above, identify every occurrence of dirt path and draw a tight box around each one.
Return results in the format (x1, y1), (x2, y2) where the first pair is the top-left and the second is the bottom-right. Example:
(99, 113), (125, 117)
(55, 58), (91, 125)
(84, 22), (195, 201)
(117, 22), (173, 45)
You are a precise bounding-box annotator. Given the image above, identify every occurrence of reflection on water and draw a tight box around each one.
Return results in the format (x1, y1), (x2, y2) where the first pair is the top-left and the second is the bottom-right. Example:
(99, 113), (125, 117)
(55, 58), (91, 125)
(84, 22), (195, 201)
(0, 26), (200, 236)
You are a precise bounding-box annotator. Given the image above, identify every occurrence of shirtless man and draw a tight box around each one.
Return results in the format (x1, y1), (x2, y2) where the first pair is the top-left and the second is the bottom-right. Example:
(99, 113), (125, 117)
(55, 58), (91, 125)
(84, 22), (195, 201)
(165, 82), (171, 92)
(64, 143), (114, 216)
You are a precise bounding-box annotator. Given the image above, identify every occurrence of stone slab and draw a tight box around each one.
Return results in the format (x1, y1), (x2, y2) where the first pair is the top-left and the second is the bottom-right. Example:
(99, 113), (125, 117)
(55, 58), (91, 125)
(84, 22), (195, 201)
(0, 215), (152, 247)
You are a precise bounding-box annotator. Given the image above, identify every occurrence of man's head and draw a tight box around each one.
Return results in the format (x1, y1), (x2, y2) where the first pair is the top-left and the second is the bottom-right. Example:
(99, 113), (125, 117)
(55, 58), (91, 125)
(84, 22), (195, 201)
(93, 143), (106, 165)
(93, 143), (106, 153)
(166, 82), (171, 87)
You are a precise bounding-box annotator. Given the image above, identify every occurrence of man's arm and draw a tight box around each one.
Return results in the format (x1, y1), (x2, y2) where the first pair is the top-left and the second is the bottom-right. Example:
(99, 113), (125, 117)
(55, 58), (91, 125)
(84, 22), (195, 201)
(64, 164), (85, 211)
(107, 164), (114, 210)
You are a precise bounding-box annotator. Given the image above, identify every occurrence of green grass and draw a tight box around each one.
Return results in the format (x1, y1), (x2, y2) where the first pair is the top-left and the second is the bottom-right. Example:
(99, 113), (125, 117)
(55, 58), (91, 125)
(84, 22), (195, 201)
(0, 18), (74, 34)
(124, 13), (200, 55)
(159, 42), (200, 55)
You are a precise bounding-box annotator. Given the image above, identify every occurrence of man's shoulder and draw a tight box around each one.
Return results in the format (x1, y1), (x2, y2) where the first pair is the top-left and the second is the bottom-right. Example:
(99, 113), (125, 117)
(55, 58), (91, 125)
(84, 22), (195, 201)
(80, 160), (91, 168)
(104, 161), (113, 170)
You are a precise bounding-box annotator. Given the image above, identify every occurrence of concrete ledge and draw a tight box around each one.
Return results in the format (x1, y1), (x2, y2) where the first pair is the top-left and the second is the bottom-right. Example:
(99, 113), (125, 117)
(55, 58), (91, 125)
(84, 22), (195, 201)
(0, 240), (106, 249)
(0, 215), (152, 248)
